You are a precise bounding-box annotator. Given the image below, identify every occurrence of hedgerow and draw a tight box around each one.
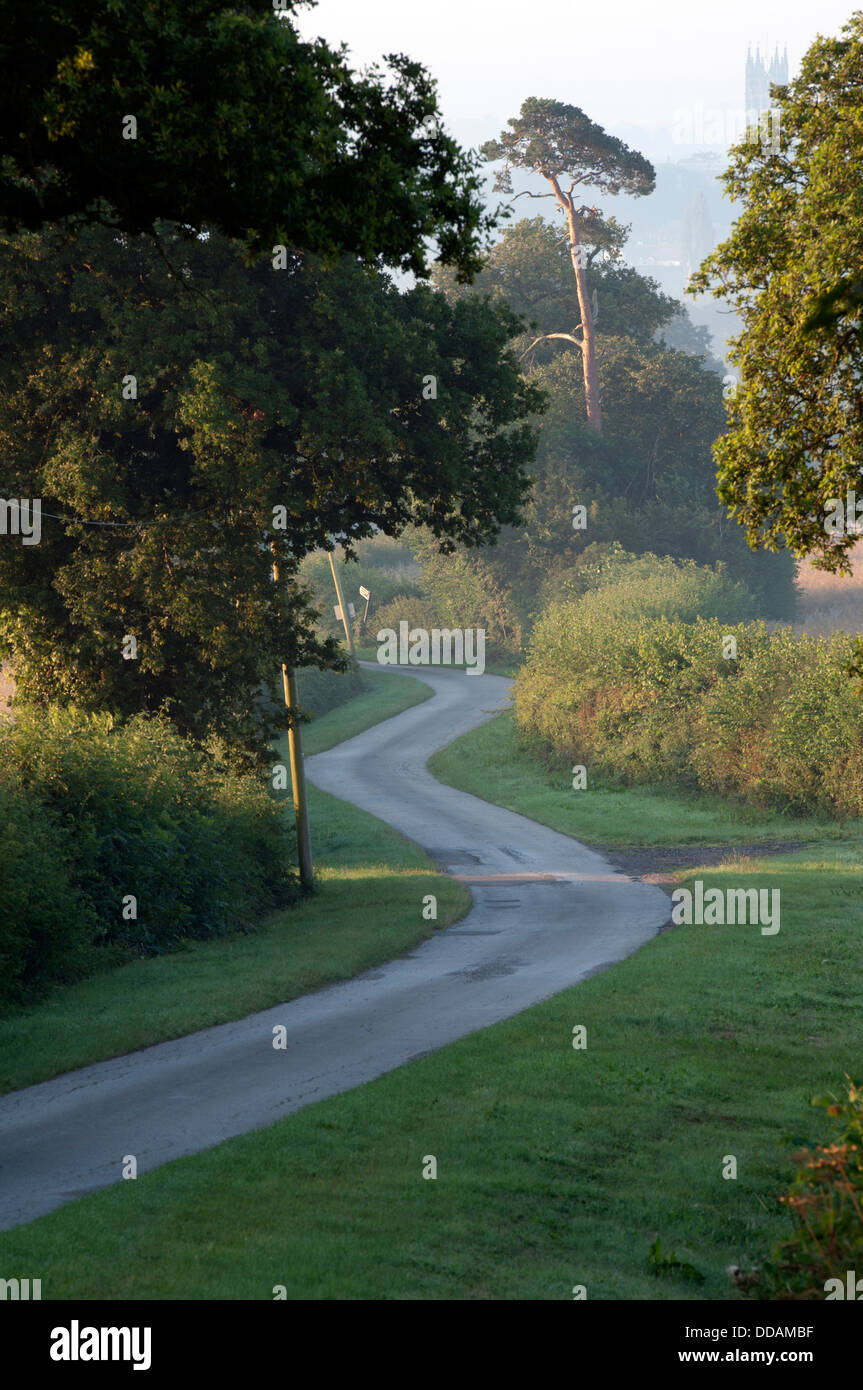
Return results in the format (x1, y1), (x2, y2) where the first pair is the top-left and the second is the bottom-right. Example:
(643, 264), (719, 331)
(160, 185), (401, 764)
(515, 558), (863, 818)
(0, 707), (296, 1005)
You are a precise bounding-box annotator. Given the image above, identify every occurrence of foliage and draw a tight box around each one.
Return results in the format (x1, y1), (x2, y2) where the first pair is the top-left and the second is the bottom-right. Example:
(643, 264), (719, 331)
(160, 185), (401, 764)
(0, 775), (99, 1002)
(433, 216), (682, 361)
(525, 338), (796, 617)
(658, 305), (722, 367)
(370, 595), (441, 638)
(732, 1079), (863, 1299)
(0, 0), (493, 279)
(0, 706), (295, 1004)
(0, 222), (541, 761)
(647, 1238), (705, 1284)
(408, 529), (525, 655)
(689, 13), (863, 573)
(418, 344), (794, 628)
(531, 340), (725, 510)
(431, 216), (797, 625)
(557, 551), (759, 626)
(298, 550), (424, 642)
(350, 535), (419, 572)
(516, 558), (863, 818)
(293, 665), (366, 720)
(480, 97), (654, 199)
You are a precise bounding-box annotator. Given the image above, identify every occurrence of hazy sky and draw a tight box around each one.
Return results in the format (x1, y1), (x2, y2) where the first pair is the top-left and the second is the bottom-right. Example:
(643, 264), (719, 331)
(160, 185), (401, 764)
(295, 1), (858, 153)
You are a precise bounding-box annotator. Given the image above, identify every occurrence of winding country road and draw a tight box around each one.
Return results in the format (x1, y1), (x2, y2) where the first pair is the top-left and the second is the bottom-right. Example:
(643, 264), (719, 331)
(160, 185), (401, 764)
(0, 664), (669, 1231)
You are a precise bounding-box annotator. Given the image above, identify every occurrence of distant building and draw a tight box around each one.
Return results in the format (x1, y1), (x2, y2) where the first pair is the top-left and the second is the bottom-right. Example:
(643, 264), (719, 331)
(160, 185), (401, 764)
(746, 44), (788, 125)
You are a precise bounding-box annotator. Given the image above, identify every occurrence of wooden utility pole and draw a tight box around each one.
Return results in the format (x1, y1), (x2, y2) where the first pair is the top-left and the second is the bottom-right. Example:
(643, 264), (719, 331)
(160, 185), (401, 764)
(271, 548), (313, 890)
(328, 550), (358, 666)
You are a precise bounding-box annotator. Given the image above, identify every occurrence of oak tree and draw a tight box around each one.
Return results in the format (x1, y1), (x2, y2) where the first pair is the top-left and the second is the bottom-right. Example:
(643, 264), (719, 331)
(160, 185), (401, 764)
(0, 223), (542, 760)
(0, 0), (492, 279)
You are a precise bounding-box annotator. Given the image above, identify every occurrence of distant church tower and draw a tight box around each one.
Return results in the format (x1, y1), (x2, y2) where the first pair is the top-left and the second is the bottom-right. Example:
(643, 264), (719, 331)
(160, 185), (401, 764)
(746, 43), (788, 122)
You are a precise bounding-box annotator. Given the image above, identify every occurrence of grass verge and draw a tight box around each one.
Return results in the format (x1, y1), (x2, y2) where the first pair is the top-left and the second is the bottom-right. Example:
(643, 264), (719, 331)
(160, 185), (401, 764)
(429, 710), (863, 846)
(0, 669), (464, 1094)
(300, 668), (432, 755)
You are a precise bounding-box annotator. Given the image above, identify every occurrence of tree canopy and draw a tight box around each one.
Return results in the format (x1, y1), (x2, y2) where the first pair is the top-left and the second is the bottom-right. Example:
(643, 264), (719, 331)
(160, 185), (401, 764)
(424, 216), (796, 633)
(0, 223), (542, 759)
(433, 216), (682, 359)
(0, 0), (492, 278)
(690, 12), (863, 571)
(480, 98), (655, 198)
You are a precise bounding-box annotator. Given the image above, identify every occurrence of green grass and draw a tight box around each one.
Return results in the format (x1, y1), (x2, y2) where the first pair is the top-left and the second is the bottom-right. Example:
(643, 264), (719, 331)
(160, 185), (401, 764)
(3, 710), (860, 1299)
(300, 667), (432, 754)
(429, 711), (862, 846)
(0, 669), (465, 1094)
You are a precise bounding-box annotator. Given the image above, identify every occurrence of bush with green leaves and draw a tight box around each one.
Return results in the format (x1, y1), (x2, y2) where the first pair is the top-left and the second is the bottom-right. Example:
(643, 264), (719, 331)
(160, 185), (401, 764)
(294, 665), (367, 719)
(369, 596), (443, 639)
(515, 556), (863, 818)
(0, 707), (296, 1005)
(0, 775), (102, 1002)
(560, 551), (759, 628)
(732, 1079), (863, 1300)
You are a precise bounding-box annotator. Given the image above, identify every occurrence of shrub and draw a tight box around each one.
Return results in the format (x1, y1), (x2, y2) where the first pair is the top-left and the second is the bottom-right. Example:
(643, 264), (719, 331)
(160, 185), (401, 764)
(371, 595), (442, 637)
(294, 665), (366, 719)
(732, 1079), (863, 1299)
(515, 556), (863, 818)
(0, 707), (297, 1004)
(566, 551), (759, 627)
(0, 776), (102, 1001)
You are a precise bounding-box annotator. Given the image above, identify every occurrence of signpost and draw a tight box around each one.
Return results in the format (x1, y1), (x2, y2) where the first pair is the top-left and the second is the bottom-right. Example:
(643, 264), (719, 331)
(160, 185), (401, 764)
(328, 551), (358, 665)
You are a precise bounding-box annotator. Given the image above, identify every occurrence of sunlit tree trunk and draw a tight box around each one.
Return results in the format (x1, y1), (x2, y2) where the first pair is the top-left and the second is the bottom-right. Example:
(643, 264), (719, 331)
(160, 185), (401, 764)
(547, 173), (601, 433)
(566, 207), (602, 433)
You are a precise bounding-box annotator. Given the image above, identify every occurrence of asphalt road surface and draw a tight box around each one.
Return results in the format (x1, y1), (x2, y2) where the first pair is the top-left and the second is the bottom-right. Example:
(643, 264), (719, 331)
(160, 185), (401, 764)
(0, 664), (669, 1231)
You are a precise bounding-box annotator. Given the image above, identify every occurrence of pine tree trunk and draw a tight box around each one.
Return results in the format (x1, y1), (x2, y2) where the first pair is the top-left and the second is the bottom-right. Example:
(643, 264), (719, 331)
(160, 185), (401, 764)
(567, 209), (602, 433)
